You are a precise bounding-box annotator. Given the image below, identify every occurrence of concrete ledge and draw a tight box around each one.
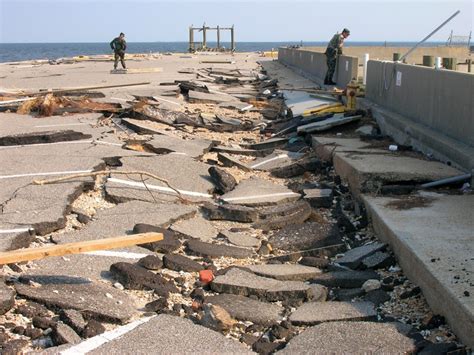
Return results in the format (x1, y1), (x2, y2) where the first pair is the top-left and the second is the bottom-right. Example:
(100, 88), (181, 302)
(361, 99), (474, 172)
(363, 193), (474, 348)
(312, 136), (462, 197)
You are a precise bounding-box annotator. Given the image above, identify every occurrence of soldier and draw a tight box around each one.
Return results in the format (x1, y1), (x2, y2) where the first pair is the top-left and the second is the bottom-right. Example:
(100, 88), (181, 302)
(110, 32), (127, 70)
(324, 28), (350, 85)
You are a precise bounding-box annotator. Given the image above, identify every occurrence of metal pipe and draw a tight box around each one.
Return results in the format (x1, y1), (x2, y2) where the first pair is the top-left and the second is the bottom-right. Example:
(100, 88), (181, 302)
(399, 10), (460, 63)
(420, 173), (471, 189)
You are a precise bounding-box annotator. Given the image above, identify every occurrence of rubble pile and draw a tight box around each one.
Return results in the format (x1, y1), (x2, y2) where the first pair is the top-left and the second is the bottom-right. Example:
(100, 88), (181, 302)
(0, 54), (469, 354)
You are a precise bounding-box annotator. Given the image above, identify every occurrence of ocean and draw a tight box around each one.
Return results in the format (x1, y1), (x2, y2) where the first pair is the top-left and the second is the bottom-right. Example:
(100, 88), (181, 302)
(0, 41), (445, 63)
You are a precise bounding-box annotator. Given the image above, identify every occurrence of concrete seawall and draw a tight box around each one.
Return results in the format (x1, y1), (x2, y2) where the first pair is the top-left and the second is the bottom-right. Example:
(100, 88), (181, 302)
(278, 47), (358, 87)
(365, 60), (474, 171)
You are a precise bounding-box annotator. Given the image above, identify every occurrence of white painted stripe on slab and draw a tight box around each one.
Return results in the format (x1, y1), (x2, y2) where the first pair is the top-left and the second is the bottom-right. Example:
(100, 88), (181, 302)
(84, 250), (150, 259)
(250, 154), (288, 169)
(0, 169), (93, 180)
(60, 316), (156, 355)
(93, 140), (123, 147)
(34, 123), (89, 128)
(222, 192), (300, 202)
(152, 96), (181, 106)
(0, 228), (33, 234)
(108, 177), (213, 198)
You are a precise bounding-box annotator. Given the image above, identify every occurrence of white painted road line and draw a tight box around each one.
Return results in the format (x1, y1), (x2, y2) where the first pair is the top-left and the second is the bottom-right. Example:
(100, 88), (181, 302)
(0, 228), (33, 234)
(222, 192), (300, 202)
(250, 154), (288, 169)
(0, 169), (93, 180)
(60, 316), (156, 355)
(84, 250), (150, 259)
(108, 177), (213, 198)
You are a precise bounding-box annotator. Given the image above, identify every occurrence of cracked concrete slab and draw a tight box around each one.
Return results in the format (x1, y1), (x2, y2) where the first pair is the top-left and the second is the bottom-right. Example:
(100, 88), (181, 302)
(23, 250), (154, 282)
(54, 200), (196, 245)
(205, 294), (284, 325)
(220, 177), (300, 206)
(249, 150), (304, 171)
(143, 134), (215, 158)
(246, 264), (322, 281)
(15, 275), (138, 324)
(289, 301), (376, 325)
(0, 112), (106, 140)
(211, 268), (313, 303)
(87, 314), (253, 354)
(170, 214), (218, 242)
(105, 155), (215, 203)
(218, 230), (260, 248)
(279, 321), (416, 354)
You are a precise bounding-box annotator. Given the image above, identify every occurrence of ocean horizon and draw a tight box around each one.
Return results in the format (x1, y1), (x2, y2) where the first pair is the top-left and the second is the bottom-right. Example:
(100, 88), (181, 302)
(0, 41), (448, 63)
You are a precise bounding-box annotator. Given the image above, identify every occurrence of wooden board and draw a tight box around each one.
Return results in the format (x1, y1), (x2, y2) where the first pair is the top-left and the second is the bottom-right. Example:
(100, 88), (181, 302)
(0, 232), (163, 265)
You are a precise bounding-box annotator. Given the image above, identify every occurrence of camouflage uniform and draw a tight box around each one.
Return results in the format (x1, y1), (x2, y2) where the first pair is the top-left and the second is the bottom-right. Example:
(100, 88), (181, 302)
(110, 36), (127, 69)
(324, 33), (344, 84)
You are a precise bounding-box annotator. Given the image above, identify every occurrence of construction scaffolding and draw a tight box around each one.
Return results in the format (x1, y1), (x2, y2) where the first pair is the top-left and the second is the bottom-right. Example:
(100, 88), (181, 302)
(189, 24), (235, 53)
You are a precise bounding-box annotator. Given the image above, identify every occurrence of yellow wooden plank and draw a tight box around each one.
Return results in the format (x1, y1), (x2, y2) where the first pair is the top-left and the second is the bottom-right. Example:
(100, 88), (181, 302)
(0, 232), (163, 265)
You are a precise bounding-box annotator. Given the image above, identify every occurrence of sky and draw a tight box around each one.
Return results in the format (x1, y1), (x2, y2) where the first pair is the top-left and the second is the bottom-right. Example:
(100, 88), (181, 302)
(0, 0), (472, 43)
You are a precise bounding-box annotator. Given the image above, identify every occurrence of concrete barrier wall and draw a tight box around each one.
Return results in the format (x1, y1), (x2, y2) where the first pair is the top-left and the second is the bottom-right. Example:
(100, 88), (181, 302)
(336, 55), (359, 86)
(366, 60), (474, 148)
(303, 46), (471, 64)
(278, 47), (358, 87)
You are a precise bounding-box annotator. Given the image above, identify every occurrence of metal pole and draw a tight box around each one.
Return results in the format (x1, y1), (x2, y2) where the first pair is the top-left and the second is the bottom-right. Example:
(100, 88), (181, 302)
(231, 25), (235, 51)
(202, 24), (207, 49)
(399, 10), (460, 63)
(217, 25), (220, 49)
(363, 53), (369, 85)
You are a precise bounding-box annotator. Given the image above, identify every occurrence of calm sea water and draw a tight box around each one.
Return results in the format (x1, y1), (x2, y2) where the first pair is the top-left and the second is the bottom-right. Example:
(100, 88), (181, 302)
(0, 41), (445, 63)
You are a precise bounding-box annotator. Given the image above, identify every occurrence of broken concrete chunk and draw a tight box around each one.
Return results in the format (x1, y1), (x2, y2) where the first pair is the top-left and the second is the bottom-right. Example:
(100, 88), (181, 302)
(212, 145), (272, 157)
(211, 268), (312, 303)
(82, 320), (106, 338)
(335, 242), (385, 269)
(52, 322), (81, 345)
(0, 130), (92, 146)
(105, 155), (214, 203)
(269, 221), (341, 252)
(218, 230), (260, 248)
(162, 254), (204, 273)
(202, 202), (258, 223)
(205, 294), (283, 326)
(362, 251), (395, 270)
(88, 314), (253, 354)
(60, 309), (87, 335)
(250, 150), (304, 172)
(138, 255), (163, 270)
(241, 138), (288, 151)
(170, 215), (218, 242)
(246, 264), (322, 281)
(270, 156), (324, 178)
(217, 152), (253, 171)
(208, 166), (237, 193)
(186, 240), (253, 259)
(303, 188), (334, 208)
(0, 282), (15, 315)
(133, 224), (182, 254)
(253, 200), (312, 231)
(310, 270), (380, 288)
(220, 177), (300, 206)
(290, 301), (376, 325)
(280, 321), (416, 354)
(143, 134), (214, 158)
(110, 262), (178, 295)
(15, 276), (137, 323)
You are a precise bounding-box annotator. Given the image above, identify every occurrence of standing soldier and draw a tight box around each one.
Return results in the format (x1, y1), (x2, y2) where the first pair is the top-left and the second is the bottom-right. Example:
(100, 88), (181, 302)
(324, 28), (350, 85)
(110, 32), (127, 70)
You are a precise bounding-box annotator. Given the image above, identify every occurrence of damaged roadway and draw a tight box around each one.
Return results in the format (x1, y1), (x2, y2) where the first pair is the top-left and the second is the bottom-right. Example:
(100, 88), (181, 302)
(0, 52), (470, 354)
